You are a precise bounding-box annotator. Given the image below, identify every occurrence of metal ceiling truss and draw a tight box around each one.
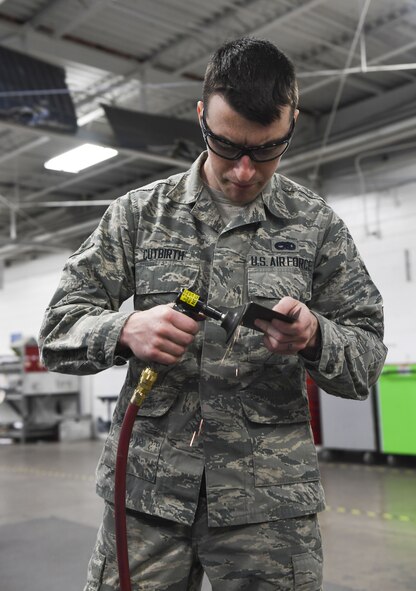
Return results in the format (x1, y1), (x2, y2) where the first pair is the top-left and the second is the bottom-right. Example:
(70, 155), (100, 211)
(1, 0), (416, 265)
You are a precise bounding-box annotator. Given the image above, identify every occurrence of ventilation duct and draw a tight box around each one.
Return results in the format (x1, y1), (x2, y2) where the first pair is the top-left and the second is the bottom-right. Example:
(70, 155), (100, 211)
(0, 45), (77, 133)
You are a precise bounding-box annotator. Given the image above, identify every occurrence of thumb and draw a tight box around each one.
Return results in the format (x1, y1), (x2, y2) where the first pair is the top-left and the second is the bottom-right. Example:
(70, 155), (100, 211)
(273, 296), (302, 317)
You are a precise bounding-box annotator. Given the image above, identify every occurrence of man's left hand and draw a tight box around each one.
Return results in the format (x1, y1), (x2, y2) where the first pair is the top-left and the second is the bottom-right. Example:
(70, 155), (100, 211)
(254, 296), (321, 359)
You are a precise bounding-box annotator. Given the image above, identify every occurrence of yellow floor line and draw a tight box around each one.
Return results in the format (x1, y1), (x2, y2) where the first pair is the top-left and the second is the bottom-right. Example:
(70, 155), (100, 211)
(322, 462), (416, 476)
(0, 464), (95, 482)
(325, 504), (415, 524)
(2, 465), (416, 524)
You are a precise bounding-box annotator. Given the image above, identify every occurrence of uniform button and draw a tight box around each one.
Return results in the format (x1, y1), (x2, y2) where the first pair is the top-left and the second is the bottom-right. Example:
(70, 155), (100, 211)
(97, 351), (105, 362)
(114, 356), (127, 366)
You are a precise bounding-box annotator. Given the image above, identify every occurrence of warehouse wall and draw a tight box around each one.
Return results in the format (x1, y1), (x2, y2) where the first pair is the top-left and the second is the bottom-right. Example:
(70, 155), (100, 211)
(0, 251), (71, 356)
(326, 176), (416, 364)
(0, 251), (128, 424)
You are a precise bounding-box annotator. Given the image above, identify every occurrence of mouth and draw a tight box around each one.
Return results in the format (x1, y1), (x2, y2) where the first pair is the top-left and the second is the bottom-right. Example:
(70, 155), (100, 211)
(230, 181), (256, 189)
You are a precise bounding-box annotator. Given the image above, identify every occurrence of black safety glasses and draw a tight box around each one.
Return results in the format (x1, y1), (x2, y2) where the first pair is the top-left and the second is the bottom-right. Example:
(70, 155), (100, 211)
(200, 111), (295, 162)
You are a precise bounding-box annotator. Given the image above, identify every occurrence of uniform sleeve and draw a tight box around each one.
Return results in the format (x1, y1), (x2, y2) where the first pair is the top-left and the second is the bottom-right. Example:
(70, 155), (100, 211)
(301, 209), (387, 400)
(38, 193), (136, 375)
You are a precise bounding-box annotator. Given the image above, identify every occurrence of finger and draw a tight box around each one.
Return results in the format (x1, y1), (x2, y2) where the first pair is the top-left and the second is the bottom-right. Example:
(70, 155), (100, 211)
(273, 296), (302, 317)
(153, 309), (198, 341)
(258, 327), (302, 352)
(156, 323), (196, 348)
(263, 331), (302, 353)
(158, 339), (187, 358)
(269, 320), (299, 337)
(144, 349), (182, 366)
(170, 309), (201, 335)
(254, 317), (299, 338)
(143, 336), (187, 364)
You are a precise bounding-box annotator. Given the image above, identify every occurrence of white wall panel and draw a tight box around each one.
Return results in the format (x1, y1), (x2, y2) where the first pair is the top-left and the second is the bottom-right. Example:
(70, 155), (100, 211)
(0, 252), (130, 423)
(0, 252), (71, 356)
(327, 180), (416, 364)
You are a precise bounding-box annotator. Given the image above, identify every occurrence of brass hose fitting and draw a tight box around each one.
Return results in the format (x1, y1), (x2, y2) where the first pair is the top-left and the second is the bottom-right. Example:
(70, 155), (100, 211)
(130, 366), (158, 407)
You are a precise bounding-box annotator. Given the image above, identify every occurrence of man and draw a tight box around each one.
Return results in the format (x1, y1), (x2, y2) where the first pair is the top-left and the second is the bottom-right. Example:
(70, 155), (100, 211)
(39, 37), (387, 591)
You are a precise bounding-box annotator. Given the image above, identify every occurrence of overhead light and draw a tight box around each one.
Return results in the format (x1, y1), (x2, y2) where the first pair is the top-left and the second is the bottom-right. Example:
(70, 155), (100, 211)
(44, 143), (118, 173)
(77, 107), (105, 127)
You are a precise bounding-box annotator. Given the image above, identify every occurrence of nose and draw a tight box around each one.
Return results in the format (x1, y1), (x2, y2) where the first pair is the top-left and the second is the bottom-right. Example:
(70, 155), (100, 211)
(233, 155), (256, 184)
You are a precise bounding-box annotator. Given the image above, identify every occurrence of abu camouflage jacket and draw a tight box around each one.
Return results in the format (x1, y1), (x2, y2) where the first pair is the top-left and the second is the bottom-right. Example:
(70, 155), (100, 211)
(39, 153), (387, 527)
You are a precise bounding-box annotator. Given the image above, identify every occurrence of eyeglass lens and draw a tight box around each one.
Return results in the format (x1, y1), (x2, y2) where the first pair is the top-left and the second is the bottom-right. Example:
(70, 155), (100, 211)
(201, 115), (293, 162)
(205, 136), (289, 161)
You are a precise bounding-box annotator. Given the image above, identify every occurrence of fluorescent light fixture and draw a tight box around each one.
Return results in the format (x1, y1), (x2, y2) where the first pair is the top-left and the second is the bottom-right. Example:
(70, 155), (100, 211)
(44, 143), (118, 173)
(77, 107), (105, 127)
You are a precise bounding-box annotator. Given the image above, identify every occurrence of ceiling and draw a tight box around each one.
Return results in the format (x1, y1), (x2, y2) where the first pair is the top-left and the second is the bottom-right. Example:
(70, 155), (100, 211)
(1, 0), (416, 265)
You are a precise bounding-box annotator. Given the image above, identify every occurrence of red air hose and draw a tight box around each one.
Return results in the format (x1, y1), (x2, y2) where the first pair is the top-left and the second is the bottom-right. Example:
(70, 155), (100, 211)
(113, 289), (214, 589)
(113, 289), (284, 588)
(112, 289), (254, 589)
(114, 367), (158, 591)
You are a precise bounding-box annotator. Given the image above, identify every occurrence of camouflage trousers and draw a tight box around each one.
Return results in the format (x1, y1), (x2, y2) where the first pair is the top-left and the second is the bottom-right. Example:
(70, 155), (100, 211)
(84, 494), (323, 591)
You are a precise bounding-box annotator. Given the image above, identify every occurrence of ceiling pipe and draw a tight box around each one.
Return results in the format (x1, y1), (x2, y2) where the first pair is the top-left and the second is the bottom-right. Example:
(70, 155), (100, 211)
(298, 63), (416, 78)
(3, 109), (416, 211)
(354, 140), (416, 238)
(280, 112), (416, 175)
(173, 0), (327, 76)
(0, 118), (193, 173)
(19, 199), (114, 208)
(0, 165), (182, 259)
(0, 135), (50, 164)
(307, 0), (372, 186)
(4, 110), (416, 260)
(0, 218), (98, 260)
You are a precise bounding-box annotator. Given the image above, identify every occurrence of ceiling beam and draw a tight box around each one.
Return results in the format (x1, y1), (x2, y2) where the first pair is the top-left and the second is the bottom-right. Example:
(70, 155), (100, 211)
(173, 0), (327, 76)
(0, 16), (192, 92)
(280, 112), (416, 175)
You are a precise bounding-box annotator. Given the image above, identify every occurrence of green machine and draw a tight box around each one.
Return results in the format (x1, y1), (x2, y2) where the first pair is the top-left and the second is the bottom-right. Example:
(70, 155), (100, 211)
(378, 364), (416, 455)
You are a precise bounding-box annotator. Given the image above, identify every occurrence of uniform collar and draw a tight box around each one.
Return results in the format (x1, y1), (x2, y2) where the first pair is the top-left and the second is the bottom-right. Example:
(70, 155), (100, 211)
(261, 175), (297, 220)
(166, 152), (207, 205)
(167, 152), (297, 221)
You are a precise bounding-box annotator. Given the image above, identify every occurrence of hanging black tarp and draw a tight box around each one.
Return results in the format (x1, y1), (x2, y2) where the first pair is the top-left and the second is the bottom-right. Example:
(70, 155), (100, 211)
(103, 104), (204, 160)
(0, 45), (77, 133)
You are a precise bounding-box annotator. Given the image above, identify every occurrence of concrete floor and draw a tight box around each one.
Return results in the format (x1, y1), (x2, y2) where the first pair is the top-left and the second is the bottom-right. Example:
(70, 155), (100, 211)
(1, 439), (416, 591)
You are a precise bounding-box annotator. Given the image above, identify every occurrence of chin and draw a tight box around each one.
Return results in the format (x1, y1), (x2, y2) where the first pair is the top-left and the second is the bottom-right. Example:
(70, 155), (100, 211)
(226, 187), (259, 204)
(231, 195), (258, 205)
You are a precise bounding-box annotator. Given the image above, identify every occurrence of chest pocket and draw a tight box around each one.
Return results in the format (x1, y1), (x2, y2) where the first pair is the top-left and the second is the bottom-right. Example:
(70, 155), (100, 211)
(247, 266), (312, 303)
(244, 267), (312, 364)
(135, 262), (200, 309)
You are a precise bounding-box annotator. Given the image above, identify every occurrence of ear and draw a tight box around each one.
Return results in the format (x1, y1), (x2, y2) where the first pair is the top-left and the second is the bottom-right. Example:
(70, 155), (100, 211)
(197, 100), (204, 122)
(293, 108), (300, 123)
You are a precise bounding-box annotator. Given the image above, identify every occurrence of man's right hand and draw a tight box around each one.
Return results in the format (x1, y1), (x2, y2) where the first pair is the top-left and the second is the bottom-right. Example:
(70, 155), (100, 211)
(119, 305), (200, 365)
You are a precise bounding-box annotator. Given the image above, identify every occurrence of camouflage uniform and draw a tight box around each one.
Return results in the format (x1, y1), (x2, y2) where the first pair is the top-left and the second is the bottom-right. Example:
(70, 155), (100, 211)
(39, 152), (387, 589)
(85, 495), (323, 590)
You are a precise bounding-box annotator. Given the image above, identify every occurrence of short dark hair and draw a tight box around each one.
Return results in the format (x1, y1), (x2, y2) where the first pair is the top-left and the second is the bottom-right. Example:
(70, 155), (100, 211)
(203, 37), (298, 125)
